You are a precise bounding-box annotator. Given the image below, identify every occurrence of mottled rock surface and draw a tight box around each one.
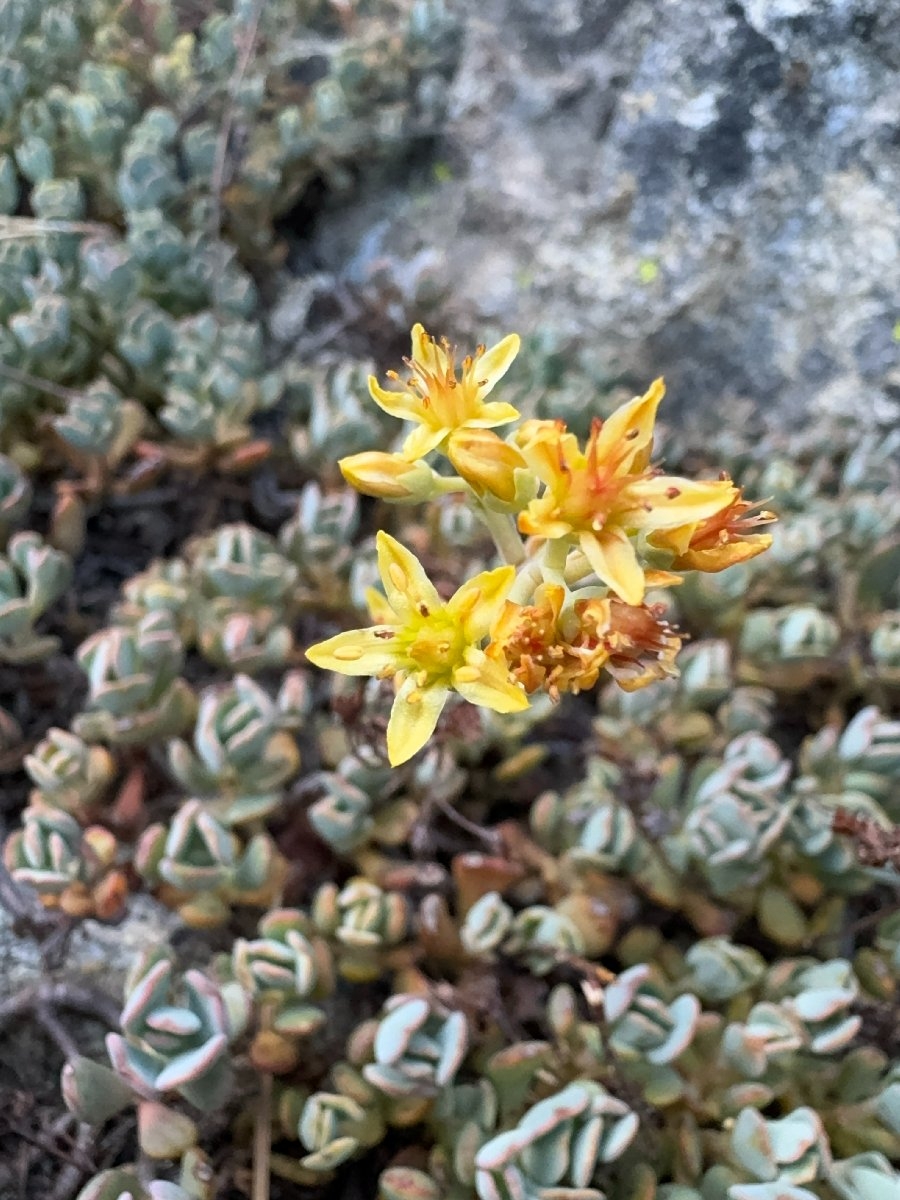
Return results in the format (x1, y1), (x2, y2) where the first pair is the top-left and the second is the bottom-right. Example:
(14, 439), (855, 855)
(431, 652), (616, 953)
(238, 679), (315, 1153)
(310, 0), (900, 422)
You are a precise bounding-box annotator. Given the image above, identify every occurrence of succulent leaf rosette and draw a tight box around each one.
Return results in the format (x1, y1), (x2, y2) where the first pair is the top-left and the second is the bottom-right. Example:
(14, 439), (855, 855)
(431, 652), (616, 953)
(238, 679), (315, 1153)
(363, 994), (469, 1099)
(474, 1081), (639, 1200)
(106, 953), (239, 1111)
(167, 674), (301, 825)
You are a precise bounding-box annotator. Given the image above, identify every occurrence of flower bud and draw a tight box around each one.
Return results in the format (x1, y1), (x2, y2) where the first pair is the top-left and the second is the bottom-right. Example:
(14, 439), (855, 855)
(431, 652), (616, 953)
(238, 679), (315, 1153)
(338, 452), (436, 502)
(446, 429), (532, 506)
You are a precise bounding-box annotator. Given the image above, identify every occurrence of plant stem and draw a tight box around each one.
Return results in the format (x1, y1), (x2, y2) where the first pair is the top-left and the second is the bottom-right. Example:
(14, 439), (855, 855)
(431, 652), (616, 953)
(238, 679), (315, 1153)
(432, 474), (468, 495)
(477, 503), (525, 565)
(252, 1071), (273, 1200)
(508, 557), (543, 605)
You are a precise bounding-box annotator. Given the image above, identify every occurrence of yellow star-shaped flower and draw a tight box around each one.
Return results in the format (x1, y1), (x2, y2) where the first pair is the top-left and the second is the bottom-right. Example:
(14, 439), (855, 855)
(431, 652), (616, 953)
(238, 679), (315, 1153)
(368, 323), (521, 462)
(305, 533), (528, 765)
(516, 379), (737, 605)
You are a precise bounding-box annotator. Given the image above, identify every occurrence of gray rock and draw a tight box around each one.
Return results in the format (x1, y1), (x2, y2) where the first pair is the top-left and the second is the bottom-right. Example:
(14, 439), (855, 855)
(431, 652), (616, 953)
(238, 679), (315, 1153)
(0, 891), (180, 1001)
(309, 0), (900, 423)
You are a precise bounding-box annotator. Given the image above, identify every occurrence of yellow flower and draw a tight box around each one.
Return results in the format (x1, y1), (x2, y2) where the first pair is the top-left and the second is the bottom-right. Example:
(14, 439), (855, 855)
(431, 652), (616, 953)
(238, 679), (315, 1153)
(338, 450), (436, 501)
(368, 323), (521, 461)
(648, 486), (776, 571)
(515, 379), (737, 605)
(446, 428), (531, 505)
(305, 532), (528, 765)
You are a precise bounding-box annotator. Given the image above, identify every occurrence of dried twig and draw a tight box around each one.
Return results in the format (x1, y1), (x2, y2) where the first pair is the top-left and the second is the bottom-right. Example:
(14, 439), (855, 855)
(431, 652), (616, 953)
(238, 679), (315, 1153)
(0, 981), (121, 1050)
(208, 0), (266, 235)
(252, 1071), (273, 1200)
(49, 1117), (97, 1200)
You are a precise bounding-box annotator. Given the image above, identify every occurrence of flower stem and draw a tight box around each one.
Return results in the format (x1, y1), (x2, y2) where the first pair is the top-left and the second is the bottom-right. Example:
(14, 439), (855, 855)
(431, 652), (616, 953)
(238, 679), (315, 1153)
(432, 474), (468, 495)
(508, 557), (544, 605)
(477, 503), (525, 565)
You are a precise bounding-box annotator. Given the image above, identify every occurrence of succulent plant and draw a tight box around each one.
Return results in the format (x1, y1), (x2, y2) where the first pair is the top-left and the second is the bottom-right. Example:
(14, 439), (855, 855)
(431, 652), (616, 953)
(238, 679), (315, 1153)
(279, 482), (360, 607)
(187, 523), (297, 672)
(297, 1087), (386, 1173)
(362, 994), (468, 1099)
(232, 908), (333, 1039)
(159, 312), (279, 452)
(53, 377), (144, 462)
(167, 675), (301, 825)
(723, 1001), (806, 1079)
(24, 726), (116, 817)
(683, 938), (766, 1004)
(312, 877), (408, 981)
(674, 733), (793, 897)
(504, 905), (585, 975)
(474, 1082), (639, 1200)
(0, 452), (32, 542)
(828, 1153), (900, 1200)
(115, 557), (195, 640)
(604, 963), (700, 1065)
(135, 799), (280, 927)
(730, 1107), (831, 1194)
(3, 803), (84, 894)
(460, 890), (515, 957)
(106, 952), (242, 1111)
(73, 612), (195, 744)
(287, 358), (387, 467)
(74, 1170), (193, 1200)
(798, 706), (900, 816)
(3, 803), (126, 918)
(0, 530), (72, 662)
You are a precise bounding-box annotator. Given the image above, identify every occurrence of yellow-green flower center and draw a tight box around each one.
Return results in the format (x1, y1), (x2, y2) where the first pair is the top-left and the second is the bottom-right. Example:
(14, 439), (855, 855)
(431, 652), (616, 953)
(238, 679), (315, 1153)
(403, 611), (466, 680)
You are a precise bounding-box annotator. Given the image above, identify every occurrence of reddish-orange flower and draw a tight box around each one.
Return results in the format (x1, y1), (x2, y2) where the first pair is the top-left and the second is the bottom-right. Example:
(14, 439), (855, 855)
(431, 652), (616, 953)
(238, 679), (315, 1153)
(487, 585), (682, 699)
(601, 598), (682, 692)
(648, 486), (776, 571)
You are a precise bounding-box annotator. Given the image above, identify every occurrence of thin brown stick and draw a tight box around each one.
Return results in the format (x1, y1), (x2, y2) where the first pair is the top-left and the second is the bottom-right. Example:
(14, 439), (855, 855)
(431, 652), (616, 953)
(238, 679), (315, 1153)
(0, 362), (81, 404)
(208, 0), (266, 235)
(252, 1071), (273, 1200)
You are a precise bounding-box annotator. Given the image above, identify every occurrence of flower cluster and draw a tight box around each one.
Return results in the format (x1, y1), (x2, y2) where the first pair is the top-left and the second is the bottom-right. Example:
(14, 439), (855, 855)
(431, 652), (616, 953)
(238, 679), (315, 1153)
(308, 324), (774, 763)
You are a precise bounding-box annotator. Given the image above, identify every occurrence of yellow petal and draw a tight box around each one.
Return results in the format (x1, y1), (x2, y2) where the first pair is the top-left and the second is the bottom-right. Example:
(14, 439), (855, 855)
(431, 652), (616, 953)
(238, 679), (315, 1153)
(474, 334), (520, 396)
(305, 627), (403, 676)
(411, 323), (449, 375)
(466, 400), (522, 428)
(452, 648), (530, 713)
(518, 505), (573, 540)
(400, 422), (449, 461)
(517, 424), (581, 488)
(376, 532), (442, 620)
(387, 676), (449, 765)
(619, 477), (736, 531)
(447, 429), (527, 502)
(367, 376), (423, 422)
(592, 378), (665, 471)
(644, 569), (684, 588)
(676, 535), (773, 572)
(365, 586), (396, 623)
(579, 529), (645, 605)
(447, 565), (517, 641)
(648, 521), (696, 557)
